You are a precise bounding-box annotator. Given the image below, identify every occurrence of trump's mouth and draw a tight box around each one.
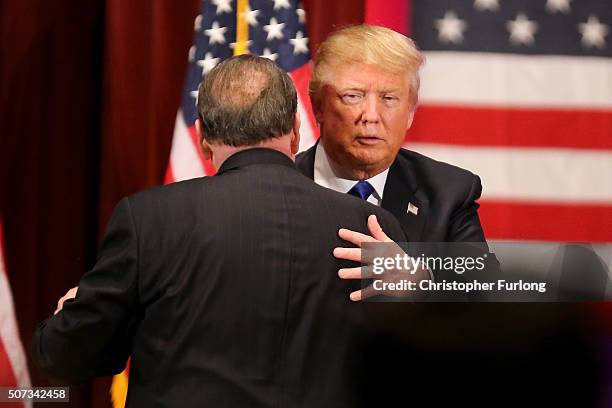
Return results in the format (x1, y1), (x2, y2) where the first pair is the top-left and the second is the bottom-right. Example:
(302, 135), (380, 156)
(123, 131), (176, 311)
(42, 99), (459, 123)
(355, 135), (383, 145)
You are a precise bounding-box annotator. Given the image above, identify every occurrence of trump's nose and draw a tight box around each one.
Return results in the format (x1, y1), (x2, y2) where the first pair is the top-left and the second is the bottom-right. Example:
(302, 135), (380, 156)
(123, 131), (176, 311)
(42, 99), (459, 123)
(361, 94), (381, 124)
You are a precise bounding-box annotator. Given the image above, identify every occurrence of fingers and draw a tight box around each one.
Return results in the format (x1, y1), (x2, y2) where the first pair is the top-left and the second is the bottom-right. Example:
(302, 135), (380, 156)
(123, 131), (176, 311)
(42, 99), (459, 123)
(54, 296), (67, 315)
(53, 286), (79, 315)
(333, 247), (361, 262)
(338, 228), (377, 247)
(337, 215), (392, 249)
(55, 295), (68, 314)
(349, 290), (361, 301)
(349, 284), (378, 302)
(66, 287), (78, 298)
(336, 216), (396, 302)
(367, 215), (391, 242)
(340, 267), (378, 301)
(338, 265), (374, 280)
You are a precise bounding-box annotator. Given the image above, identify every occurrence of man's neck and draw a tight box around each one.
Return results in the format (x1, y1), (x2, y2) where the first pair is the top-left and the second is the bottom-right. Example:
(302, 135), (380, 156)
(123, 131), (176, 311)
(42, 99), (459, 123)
(210, 136), (294, 170)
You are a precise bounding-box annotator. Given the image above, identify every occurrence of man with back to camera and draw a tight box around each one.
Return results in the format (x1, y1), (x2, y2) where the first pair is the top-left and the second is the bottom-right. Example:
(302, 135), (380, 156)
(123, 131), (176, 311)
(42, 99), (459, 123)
(297, 24), (487, 246)
(32, 54), (414, 407)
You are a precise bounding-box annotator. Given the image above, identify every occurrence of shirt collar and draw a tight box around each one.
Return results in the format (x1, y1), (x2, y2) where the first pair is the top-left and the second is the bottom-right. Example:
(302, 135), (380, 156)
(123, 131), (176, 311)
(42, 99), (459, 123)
(313, 142), (389, 205)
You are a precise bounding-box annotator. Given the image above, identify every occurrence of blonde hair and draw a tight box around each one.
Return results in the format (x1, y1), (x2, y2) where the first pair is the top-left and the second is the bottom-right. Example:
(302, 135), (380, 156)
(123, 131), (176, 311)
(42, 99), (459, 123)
(309, 24), (424, 107)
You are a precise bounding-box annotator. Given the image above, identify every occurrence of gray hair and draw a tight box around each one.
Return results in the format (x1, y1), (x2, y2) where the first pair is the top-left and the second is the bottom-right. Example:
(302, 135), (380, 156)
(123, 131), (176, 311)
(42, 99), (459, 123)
(198, 54), (298, 146)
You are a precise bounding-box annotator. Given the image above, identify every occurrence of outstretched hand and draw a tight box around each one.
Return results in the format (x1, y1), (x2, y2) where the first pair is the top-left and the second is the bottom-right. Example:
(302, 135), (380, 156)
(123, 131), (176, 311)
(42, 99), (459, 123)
(334, 215), (428, 301)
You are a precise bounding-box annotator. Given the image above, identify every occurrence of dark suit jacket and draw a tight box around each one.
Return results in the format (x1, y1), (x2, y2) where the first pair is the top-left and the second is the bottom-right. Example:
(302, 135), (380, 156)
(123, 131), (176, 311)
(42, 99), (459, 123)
(32, 148), (408, 408)
(296, 144), (487, 242)
(297, 146), (601, 407)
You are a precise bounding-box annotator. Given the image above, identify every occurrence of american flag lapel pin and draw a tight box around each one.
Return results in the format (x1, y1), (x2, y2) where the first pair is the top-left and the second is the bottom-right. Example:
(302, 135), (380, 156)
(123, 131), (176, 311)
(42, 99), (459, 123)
(407, 202), (419, 215)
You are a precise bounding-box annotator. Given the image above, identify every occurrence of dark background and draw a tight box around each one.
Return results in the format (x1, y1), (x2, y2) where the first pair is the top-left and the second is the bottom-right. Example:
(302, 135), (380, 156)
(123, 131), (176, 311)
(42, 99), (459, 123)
(0, 1), (363, 406)
(1, 1), (611, 407)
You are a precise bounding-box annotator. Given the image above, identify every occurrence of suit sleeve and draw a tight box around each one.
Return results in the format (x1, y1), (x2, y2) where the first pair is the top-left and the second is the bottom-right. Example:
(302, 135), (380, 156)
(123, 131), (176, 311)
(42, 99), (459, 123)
(32, 197), (142, 383)
(448, 174), (487, 242)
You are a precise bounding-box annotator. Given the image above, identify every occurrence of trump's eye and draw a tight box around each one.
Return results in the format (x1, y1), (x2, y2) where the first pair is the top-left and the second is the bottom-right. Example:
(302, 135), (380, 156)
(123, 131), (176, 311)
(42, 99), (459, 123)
(381, 94), (399, 106)
(341, 92), (363, 104)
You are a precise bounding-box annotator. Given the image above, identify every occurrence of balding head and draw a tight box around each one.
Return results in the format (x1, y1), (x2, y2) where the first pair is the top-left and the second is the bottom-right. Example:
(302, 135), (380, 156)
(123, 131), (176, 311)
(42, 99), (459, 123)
(197, 54), (298, 147)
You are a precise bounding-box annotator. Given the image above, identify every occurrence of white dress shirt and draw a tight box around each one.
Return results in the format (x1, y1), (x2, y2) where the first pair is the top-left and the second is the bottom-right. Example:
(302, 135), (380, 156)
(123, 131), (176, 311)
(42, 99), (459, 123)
(312, 143), (434, 281)
(313, 143), (389, 206)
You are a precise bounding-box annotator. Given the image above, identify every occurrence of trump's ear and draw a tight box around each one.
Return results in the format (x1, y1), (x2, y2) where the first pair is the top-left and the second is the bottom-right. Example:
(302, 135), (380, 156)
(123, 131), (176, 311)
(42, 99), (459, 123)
(291, 112), (301, 155)
(310, 91), (323, 125)
(406, 110), (415, 130)
(196, 119), (212, 161)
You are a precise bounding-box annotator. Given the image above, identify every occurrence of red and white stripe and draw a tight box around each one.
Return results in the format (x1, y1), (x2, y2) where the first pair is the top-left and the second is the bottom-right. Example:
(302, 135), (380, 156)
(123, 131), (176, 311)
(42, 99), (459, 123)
(363, 0), (612, 243)
(0, 219), (32, 408)
(164, 63), (318, 183)
(408, 51), (612, 242)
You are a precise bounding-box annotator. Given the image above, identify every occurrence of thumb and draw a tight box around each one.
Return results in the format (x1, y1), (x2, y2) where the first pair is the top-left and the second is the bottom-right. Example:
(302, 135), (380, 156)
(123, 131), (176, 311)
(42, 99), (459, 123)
(368, 215), (391, 242)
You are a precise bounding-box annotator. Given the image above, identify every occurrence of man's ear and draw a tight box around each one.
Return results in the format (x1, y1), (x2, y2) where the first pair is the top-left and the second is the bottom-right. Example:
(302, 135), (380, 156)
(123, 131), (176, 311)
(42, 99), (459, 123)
(310, 92), (323, 125)
(406, 109), (415, 130)
(291, 112), (301, 155)
(196, 119), (212, 161)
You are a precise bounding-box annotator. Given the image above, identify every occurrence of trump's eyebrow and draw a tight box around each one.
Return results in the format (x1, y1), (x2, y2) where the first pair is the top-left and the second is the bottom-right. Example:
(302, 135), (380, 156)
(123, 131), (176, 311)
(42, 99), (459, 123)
(378, 88), (401, 94)
(335, 83), (366, 92)
(335, 83), (402, 93)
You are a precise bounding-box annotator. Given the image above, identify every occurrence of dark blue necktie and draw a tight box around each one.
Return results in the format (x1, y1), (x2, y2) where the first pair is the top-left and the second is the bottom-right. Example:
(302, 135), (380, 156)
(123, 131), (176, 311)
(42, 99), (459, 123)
(348, 180), (375, 201)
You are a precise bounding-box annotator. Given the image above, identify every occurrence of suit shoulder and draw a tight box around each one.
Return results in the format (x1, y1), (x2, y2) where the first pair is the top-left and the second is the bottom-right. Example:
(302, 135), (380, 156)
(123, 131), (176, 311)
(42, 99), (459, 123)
(126, 177), (212, 209)
(397, 148), (477, 180)
(309, 183), (405, 241)
(295, 143), (315, 163)
(396, 148), (481, 192)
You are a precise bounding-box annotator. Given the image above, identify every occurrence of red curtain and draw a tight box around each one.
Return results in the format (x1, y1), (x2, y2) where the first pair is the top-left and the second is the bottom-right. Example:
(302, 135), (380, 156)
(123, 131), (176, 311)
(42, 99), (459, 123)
(1, 1), (104, 406)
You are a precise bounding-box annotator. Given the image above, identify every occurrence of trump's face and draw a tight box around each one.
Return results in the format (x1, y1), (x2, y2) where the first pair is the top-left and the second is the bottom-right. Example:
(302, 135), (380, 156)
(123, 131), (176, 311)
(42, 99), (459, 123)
(314, 63), (415, 180)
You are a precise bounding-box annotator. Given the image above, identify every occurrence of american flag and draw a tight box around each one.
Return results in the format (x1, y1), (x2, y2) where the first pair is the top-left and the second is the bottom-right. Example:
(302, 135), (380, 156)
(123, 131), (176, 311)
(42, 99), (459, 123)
(398, 0), (612, 242)
(164, 0), (317, 183)
(0, 217), (32, 408)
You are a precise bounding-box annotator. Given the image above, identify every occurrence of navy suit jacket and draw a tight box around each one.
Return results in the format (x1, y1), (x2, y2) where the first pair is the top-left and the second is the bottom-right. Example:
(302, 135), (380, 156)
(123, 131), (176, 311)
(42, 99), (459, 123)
(296, 144), (487, 243)
(32, 148), (411, 407)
